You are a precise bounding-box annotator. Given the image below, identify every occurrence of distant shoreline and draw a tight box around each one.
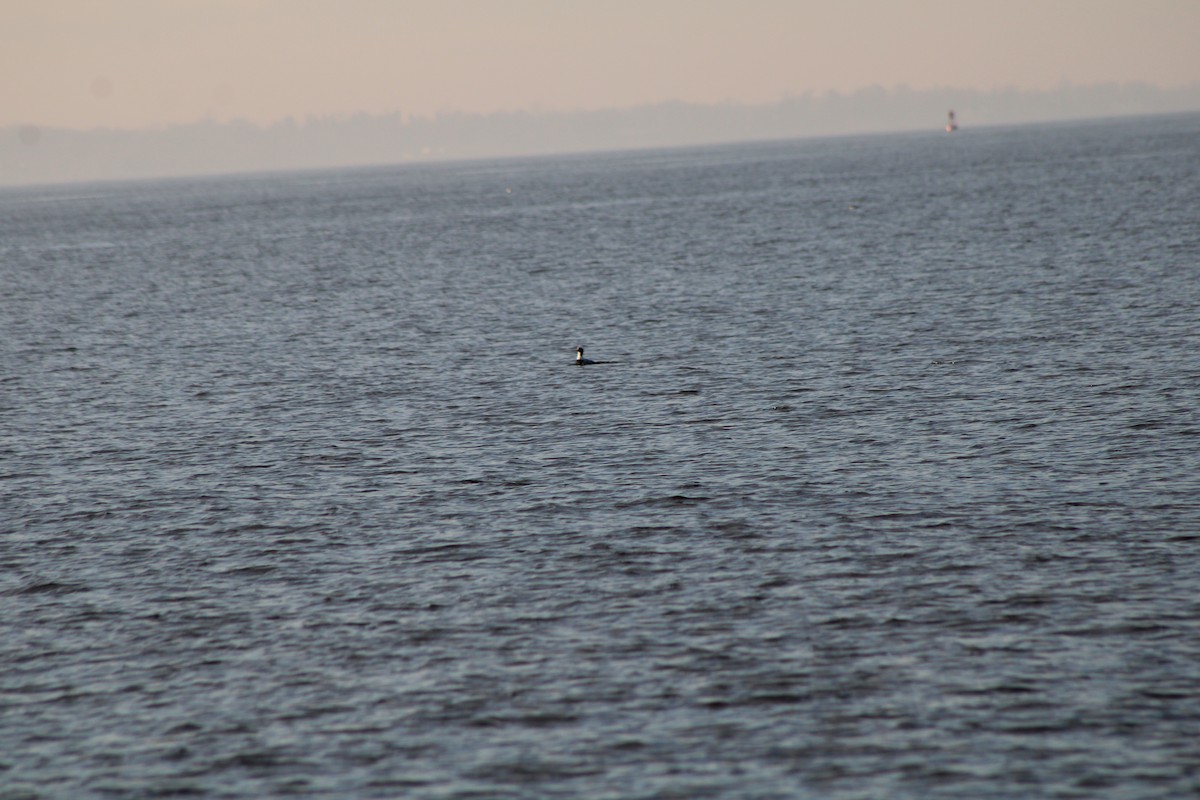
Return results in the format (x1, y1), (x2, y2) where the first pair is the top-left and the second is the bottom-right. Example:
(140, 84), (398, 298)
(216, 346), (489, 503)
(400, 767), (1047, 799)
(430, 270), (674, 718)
(4, 85), (1199, 188)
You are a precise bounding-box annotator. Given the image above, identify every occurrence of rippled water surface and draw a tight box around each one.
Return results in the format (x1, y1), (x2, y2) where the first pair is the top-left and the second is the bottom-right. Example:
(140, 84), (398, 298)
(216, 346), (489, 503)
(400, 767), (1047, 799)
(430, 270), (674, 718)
(4, 114), (1200, 798)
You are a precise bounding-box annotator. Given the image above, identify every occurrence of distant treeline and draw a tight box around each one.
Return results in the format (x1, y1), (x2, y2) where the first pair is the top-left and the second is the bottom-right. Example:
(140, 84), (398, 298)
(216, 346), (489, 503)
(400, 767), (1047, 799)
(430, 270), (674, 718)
(4, 83), (1200, 186)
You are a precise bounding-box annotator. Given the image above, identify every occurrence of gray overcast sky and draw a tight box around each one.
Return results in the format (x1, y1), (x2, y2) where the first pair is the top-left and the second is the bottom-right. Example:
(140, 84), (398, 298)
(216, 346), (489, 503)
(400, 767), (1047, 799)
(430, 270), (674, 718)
(4, 0), (1200, 130)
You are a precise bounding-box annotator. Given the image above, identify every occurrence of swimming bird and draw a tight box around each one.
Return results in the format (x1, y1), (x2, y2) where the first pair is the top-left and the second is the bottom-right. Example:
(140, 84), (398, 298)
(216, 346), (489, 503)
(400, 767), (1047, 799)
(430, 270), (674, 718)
(575, 346), (595, 365)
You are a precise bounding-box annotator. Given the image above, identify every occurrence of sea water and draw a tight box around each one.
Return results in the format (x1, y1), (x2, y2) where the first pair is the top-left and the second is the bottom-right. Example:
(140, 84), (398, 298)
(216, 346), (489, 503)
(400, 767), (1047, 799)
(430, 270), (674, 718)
(3, 113), (1200, 798)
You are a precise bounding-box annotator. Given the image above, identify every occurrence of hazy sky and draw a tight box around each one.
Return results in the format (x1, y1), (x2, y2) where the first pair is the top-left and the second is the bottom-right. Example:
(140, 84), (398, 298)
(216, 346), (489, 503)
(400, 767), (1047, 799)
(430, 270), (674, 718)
(5, 0), (1199, 130)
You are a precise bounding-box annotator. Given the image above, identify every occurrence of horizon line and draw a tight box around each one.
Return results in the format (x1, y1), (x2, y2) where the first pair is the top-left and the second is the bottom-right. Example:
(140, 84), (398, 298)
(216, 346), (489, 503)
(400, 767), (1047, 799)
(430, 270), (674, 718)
(8, 79), (1200, 134)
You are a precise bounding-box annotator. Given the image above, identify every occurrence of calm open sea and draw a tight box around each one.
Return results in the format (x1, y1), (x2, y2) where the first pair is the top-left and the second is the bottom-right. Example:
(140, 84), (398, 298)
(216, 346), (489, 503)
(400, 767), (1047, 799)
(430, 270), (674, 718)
(3, 114), (1200, 799)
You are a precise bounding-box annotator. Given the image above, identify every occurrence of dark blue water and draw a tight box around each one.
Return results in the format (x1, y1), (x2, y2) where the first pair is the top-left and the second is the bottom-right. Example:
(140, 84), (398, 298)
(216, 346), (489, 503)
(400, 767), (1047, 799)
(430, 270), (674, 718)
(3, 114), (1200, 799)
